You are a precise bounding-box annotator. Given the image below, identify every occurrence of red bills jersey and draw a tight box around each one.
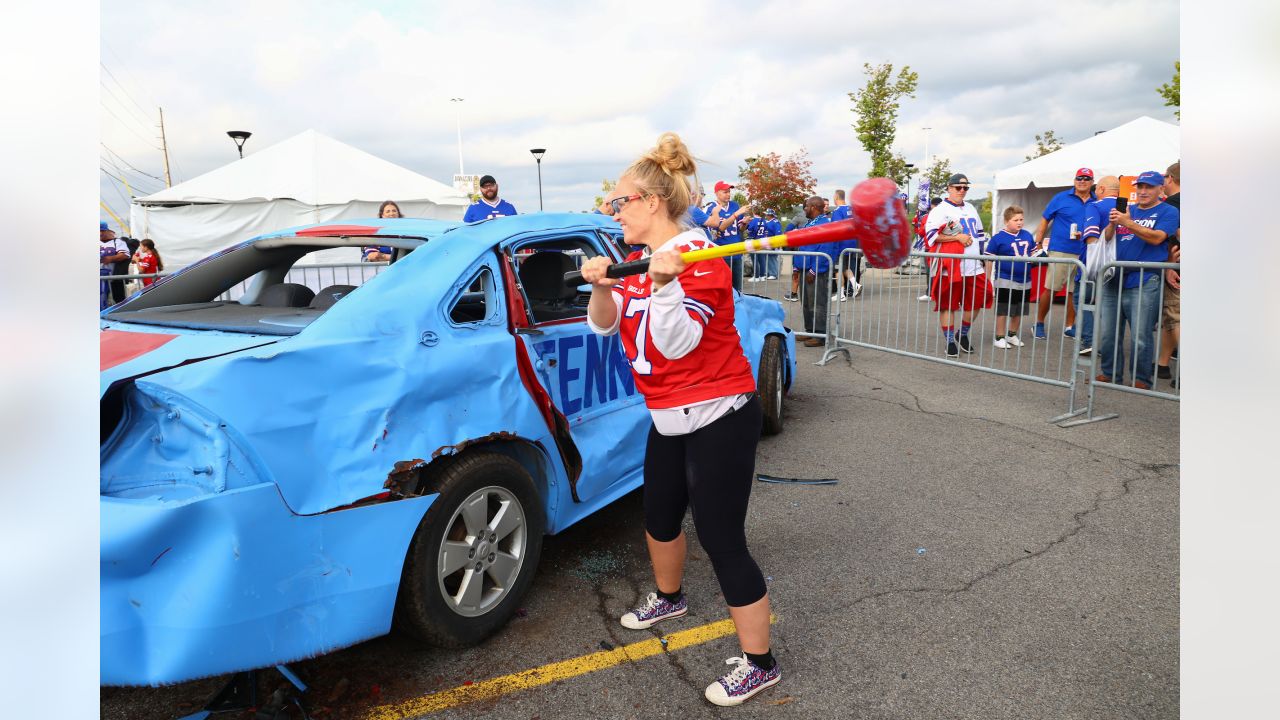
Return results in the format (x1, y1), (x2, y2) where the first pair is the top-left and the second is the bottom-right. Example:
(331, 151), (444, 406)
(613, 232), (756, 409)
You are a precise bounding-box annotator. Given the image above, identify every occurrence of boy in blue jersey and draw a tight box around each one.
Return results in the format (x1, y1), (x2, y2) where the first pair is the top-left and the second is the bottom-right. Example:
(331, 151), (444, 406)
(746, 210), (767, 281)
(1077, 175), (1121, 356)
(1097, 171), (1180, 389)
(985, 205), (1036, 348)
(829, 189), (861, 299)
(762, 209), (782, 280)
(463, 175), (518, 222)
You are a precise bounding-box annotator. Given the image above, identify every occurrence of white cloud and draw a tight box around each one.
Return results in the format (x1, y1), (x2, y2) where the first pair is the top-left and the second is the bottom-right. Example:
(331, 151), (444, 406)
(100, 0), (1179, 221)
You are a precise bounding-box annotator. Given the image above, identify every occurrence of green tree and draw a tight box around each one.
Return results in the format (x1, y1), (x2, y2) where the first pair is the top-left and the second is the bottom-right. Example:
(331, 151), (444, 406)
(737, 150), (817, 218)
(923, 156), (954, 200)
(592, 178), (617, 210)
(881, 151), (913, 189)
(1157, 60), (1180, 119)
(1025, 130), (1063, 161)
(977, 192), (993, 231)
(848, 63), (919, 179)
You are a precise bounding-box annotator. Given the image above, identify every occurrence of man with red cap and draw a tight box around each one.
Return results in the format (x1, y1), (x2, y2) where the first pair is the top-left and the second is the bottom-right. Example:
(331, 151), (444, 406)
(705, 180), (750, 291)
(1032, 168), (1096, 339)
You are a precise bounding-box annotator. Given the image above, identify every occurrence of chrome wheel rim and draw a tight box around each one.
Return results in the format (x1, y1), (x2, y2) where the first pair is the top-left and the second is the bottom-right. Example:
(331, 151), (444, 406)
(436, 484), (528, 618)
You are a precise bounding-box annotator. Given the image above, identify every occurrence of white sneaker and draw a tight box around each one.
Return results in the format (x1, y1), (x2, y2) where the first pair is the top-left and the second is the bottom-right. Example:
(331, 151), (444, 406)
(918, 294), (930, 302)
(766, 275), (778, 280)
(704, 655), (781, 707)
(1005, 334), (1025, 347)
(831, 294), (842, 301)
(994, 337), (1009, 349)
(852, 283), (862, 298)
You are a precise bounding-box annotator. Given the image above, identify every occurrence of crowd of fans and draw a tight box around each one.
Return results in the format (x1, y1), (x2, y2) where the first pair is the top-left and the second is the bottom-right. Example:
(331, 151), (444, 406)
(102, 163), (1181, 391)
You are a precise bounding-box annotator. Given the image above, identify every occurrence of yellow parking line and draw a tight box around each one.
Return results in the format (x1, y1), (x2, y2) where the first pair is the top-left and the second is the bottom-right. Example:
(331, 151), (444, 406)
(362, 615), (775, 719)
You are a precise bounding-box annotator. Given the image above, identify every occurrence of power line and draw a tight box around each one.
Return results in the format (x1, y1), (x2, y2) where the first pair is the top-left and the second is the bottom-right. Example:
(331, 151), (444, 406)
(100, 76), (155, 130)
(101, 168), (134, 209)
(102, 43), (160, 111)
(100, 159), (163, 195)
(101, 142), (166, 183)
(100, 100), (161, 149)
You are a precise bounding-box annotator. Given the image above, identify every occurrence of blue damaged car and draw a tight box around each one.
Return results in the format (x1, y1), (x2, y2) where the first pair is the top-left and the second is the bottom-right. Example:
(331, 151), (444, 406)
(100, 213), (797, 686)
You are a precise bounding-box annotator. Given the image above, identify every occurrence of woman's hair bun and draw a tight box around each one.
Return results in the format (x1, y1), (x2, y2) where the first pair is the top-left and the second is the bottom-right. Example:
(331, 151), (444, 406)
(648, 132), (697, 178)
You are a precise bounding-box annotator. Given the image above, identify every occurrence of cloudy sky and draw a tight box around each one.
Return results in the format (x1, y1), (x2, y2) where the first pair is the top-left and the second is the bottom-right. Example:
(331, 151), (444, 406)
(99, 0), (1179, 221)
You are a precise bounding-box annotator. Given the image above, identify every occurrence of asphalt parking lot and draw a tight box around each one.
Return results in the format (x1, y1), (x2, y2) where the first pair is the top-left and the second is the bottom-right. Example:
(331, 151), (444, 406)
(102, 325), (1179, 720)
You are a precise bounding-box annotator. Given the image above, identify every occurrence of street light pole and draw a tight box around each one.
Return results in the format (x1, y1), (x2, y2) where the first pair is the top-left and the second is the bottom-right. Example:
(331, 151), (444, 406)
(450, 98), (465, 176)
(530, 148), (546, 211)
(921, 127), (932, 170)
(227, 130), (252, 160)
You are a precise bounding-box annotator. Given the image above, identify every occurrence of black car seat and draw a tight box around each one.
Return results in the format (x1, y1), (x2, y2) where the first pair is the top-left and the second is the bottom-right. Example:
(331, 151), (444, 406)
(258, 283), (315, 308)
(310, 285), (357, 310)
(518, 252), (581, 322)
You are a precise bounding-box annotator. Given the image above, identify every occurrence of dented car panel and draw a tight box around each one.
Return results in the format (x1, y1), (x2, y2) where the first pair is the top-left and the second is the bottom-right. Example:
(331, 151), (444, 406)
(100, 484), (436, 685)
(100, 213), (794, 686)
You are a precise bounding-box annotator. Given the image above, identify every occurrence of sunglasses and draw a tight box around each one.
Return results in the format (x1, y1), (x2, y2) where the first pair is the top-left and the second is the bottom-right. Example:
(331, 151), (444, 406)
(609, 194), (644, 214)
(1075, 176), (1093, 181)
(950, 185), (970, 192)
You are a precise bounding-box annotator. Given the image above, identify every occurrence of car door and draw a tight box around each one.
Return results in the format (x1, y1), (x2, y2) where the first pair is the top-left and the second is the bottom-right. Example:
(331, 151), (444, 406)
(506, 230), (650, 505)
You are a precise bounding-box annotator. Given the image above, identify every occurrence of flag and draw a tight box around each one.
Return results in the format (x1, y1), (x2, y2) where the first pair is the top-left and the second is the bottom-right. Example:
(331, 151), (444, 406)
(917, 179), (931, 213)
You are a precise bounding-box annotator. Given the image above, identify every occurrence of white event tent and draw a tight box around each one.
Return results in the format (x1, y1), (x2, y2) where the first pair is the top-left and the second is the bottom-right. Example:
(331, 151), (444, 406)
(130, 129), (469, 268)
(992, 116), (1179, 232)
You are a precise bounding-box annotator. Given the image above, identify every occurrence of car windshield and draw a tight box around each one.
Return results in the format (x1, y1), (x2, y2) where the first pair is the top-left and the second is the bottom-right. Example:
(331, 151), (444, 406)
(103, 236), (423, 336)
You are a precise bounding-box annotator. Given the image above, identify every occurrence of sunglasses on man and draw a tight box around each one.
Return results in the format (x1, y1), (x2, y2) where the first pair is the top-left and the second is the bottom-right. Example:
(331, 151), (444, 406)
(950, 185), (970, 192)
(1075, 176), (1093, 182)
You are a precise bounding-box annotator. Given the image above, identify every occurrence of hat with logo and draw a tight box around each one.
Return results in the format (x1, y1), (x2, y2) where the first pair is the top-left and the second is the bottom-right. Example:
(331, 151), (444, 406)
(713, 180), (735, 193)
(1134, 170), (1164, 187)
(765, 208), (776, 216)
(1075, 167), (1094, 179)
(479, 174), (497, 186)
(946, 173), (970, 187)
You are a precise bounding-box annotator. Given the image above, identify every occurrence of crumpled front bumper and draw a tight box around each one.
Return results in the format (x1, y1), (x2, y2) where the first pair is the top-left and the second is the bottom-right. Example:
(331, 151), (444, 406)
(101, 483), (435, 686)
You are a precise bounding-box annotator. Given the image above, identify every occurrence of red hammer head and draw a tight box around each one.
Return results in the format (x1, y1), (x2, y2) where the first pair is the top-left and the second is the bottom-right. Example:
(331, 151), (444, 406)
(848, 177), (912, 269)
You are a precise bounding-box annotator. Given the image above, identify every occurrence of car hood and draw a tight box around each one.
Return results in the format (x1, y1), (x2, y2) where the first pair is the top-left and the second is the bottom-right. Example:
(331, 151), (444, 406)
(100, 325), (278, 397)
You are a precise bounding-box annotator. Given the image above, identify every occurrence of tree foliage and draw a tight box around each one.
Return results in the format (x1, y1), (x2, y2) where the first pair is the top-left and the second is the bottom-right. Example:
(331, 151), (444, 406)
(1157, 60), (1180, 119)
(1025, 130), (1063, 161)
(923, 156), (954, 200)
(848, 63), (919, 180)
(736, 149), (817, 217)
(592, 178), (617, 210)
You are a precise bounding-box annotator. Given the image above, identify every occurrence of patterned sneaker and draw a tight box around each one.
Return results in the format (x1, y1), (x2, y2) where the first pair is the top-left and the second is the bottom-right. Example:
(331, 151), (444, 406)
(704, 655), (782, 707)
(620, 592), (687, 630)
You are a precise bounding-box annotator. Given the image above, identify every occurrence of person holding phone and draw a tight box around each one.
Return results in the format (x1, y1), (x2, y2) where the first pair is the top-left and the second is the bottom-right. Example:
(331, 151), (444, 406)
(1096, 170), (1179, 389)
(705, 180), (750, 290)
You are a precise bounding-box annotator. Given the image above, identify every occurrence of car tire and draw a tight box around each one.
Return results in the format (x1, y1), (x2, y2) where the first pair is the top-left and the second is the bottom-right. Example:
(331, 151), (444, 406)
(394, 451), (545, 648)
(759, 334), (785, 436)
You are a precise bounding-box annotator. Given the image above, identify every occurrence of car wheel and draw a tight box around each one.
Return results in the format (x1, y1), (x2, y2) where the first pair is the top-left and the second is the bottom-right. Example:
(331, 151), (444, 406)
(759, 334), (785, 436)
(394, 451), (544, 647)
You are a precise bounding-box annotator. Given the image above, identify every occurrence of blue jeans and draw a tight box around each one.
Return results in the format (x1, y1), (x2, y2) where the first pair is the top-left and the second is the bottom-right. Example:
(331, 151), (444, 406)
(1074, 276), (1095, 347)
(1097, 273), (1161, 386)
(754, 252), (780, 278)
(728, 255), (743, 291)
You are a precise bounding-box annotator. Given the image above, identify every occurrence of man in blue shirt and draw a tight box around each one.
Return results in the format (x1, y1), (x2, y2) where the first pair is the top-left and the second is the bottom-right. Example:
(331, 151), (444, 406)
(762, 208), (782, 280)
(463, 174), (518, 222)
(1096, 170), (1180, 389)
(794, 196), (841, 346)
(705, 180), (750, 291)
(1033, 168), (1095, 338)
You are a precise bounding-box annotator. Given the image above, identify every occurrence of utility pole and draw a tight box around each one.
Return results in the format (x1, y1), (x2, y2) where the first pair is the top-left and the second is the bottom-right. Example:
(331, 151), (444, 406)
(159, 107), (173, 187)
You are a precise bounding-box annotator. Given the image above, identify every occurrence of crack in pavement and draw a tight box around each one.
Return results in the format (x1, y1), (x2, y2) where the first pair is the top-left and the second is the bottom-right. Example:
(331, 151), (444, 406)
(842, 461), (1162, 611)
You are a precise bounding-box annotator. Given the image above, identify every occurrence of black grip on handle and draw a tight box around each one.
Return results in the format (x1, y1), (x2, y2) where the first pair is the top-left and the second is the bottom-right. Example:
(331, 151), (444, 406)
(563, 257), (652, 287)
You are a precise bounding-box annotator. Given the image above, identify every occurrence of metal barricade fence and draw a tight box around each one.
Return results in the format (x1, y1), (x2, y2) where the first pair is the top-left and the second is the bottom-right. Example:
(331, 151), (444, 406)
(100, 262), (390, 306)
(828, 248), (1093, 421)
(1056, 259), (1181, 427)
(740, 251), (834, 350)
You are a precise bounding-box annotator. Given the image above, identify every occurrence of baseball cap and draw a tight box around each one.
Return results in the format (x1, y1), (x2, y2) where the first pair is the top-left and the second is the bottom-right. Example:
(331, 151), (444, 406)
(713, 180), (735, 192)
(100, 221), (109, 231)
(765, 208), (776, 216)
(479, 174), (497, 186)
(1134, 170), (1164, 187)
(946, 173), (970, 187)
(1075, 167), (1094, 179)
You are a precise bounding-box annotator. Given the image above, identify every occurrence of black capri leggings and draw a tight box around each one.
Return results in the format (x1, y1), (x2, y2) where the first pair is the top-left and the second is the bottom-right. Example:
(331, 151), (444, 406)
(643, 395), (767, 607)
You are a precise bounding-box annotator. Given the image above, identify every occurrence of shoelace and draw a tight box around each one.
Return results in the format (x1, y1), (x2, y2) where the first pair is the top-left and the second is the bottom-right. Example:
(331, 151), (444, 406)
(637, 592), (663, 615)
(721, 655), (754, 687)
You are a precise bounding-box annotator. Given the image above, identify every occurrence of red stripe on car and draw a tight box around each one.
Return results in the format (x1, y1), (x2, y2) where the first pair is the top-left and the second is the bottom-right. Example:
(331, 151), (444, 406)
(101, 330), (179, 371)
